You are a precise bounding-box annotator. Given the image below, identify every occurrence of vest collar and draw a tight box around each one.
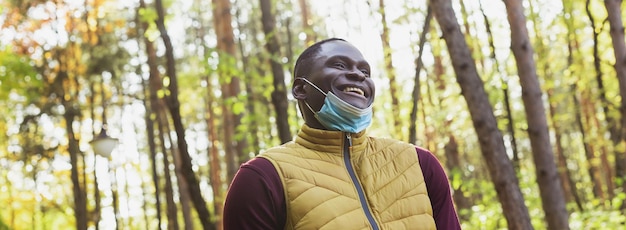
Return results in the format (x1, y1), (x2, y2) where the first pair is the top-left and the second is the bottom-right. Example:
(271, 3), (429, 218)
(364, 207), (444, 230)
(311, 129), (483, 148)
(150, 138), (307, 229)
(294, 124), (368, 154)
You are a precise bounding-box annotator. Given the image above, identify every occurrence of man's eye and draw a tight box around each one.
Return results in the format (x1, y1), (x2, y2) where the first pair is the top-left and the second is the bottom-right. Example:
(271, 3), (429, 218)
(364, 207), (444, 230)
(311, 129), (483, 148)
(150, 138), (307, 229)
(334, 62), (346, 69)
(360, 69), (370, 76)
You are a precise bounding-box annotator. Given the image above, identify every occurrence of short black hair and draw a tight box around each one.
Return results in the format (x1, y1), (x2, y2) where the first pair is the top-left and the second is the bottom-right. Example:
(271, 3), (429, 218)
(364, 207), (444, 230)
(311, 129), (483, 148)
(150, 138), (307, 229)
(293, 38), (346, 78)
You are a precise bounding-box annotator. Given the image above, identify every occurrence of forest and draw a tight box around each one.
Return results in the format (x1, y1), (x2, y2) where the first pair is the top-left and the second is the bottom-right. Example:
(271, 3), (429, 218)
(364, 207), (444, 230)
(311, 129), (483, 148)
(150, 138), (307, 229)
(1, 0), (626, 229)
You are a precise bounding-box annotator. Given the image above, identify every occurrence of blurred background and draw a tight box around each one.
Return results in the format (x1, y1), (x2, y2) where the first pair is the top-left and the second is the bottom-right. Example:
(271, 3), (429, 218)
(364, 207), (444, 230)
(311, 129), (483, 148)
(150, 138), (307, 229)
(0, 0), (625, 229)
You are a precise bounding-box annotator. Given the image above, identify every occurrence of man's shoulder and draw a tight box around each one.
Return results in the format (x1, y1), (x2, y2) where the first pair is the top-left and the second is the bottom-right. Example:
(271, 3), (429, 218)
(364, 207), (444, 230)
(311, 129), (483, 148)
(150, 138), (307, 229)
(257, 141), (303, 159)
(367, 136), (415, 148)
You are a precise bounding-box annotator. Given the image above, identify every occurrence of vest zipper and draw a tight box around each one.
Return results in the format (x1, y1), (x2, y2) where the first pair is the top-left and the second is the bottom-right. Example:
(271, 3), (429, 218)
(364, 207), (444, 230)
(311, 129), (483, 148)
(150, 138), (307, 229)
(343, 133), (380, 230)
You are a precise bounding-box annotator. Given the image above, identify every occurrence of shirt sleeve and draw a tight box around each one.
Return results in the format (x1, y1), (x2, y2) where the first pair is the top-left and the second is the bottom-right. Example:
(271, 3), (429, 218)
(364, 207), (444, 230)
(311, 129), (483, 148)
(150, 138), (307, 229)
(222, 157), (285, 230)
(417, 147), (462, 230)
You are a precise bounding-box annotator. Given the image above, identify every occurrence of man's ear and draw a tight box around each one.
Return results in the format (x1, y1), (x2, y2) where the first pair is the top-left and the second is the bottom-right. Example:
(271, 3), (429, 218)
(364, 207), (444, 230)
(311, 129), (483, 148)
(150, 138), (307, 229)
(292, 78), (307, 100)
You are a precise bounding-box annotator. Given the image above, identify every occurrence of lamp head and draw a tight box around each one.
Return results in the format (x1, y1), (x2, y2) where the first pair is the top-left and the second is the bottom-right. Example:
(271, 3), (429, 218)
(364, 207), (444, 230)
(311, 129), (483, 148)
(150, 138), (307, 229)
(90, 126), (118, 158)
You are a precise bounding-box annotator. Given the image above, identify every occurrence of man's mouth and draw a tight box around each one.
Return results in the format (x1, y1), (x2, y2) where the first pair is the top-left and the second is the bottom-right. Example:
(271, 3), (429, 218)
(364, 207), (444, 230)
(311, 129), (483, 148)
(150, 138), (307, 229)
(343, 87), (365, 96)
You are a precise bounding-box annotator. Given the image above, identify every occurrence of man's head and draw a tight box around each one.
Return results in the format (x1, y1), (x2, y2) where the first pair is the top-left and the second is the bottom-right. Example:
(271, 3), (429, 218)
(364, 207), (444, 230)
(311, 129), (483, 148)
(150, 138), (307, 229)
(292, 38), (376, 130)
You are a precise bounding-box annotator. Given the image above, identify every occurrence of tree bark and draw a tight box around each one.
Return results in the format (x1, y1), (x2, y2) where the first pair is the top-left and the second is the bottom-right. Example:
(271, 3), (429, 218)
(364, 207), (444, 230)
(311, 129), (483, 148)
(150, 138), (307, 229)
(503, 0), (569, 228)
(429, 0), (533, 229)
(478, 0), (520, 170)
(138, 0), (164, 227)
(205, 77), (224, 230)
(259, 0), (293, 144)
(150, 78), (180, 230)
(234, 8), (262, 156)
(155, 103), (179, 230)
(444, 135), (471, 217)
(297, 0), (315, 45)
(409, 6), (432, 144)
(378, 0), (402, 139)
(154, 0), (214, 229)
(604, 0), (626, 200)
(55, 56), (88, 230)
(212, 0), (244, 184)
(65, 97), (88, 230)
(548, 89), (583, 211)
(142, 80), (163, 229)
(171, 146), (194, 230)
(574, 87), (605, 201)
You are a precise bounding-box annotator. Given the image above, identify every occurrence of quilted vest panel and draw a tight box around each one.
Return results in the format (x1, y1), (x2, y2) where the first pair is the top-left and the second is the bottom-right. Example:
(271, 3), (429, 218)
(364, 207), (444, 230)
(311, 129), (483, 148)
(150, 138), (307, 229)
(259, 133), (435, 230)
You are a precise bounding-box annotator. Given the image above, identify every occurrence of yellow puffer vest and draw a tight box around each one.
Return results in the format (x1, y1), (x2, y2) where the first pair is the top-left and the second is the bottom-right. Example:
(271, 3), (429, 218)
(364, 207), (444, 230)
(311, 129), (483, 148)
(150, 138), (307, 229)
(259, 125), (435, 230)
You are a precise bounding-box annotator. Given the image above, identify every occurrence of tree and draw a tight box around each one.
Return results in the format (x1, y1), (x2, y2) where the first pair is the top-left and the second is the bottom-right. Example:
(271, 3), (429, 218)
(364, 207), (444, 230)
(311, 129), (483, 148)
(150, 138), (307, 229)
(429, 0), (533, 228)
(585, 0), (616, 203)
(153, 0), (214, 229)
(297, 0), (316, 45)
(478, 0), (520, 170)
(212, 0), (249, 227)
(212, 0), (245, 184)
(409, 6), (433, 144)
(604, 0), (626, 199)
(259, 0), (293, 144)
(377, 0), (402, 139)
(502, 0), (570, 228)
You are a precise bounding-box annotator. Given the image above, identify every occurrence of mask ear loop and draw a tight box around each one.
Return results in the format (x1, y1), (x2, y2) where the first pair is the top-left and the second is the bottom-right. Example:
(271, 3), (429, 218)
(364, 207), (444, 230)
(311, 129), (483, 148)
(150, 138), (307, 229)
(297, 77), (326, 113)
(298, 77), (327, 96)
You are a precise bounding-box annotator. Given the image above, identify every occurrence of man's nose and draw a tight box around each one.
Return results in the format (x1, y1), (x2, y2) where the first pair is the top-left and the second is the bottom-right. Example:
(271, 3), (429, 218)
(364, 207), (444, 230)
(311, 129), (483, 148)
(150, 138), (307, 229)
(346, 67), (366, 81)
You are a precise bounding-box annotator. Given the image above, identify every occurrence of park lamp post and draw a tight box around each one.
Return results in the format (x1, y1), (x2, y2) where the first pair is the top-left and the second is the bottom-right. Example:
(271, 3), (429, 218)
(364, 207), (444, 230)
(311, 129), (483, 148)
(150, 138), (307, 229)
(89, 124), (118, 229)
(90, 125), (118, 158)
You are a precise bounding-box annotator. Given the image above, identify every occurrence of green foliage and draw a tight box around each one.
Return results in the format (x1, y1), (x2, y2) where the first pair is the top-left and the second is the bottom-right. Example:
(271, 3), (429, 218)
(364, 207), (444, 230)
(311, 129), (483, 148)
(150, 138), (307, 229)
(0, 214), (8, 230)
(138, 8), (161, 42)
(0, 49), (42, 103)
(570, 207), (626, 229)
(459, 179), (508, 229)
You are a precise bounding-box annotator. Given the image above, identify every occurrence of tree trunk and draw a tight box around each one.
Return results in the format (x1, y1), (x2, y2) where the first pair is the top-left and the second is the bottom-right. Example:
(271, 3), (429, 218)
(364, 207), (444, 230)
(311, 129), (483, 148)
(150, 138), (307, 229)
(429, 0), (533, 229)
(154, 0), (214, 229)
(153, 103), (180, 230)
(235, 8), (262, 156)
(56, 66), (88, 230)
(212, 0), (244, 184)
(88, 80), (102, 230)
(444, 135), (472, 216)
(145, 3), (179, 230)
(110, 165), (120, 230)
(298, 0), (315, 45)
(154, 109), (179, 230)
(65, 102), (88, 230)
(548, 88), (584, 211)
(377, 0), (402, 139)
(259, 0), (293, 144)
(603, 0), (626, 200)
(504, 0), (570, 227)
(586, 0), (619, 147)
(557, 0), (585, 211)
(585, 0), (616, 204)
(503, 0), (569, 228)
(171, 147), (194, 230)
(409, 6), (432, 144)
(142, 83), (163, 229)
(574, 87), (605, 201)
(478, 0), (520, 170)
(138, 0), (164, 227)
(205, 78), (224, 230)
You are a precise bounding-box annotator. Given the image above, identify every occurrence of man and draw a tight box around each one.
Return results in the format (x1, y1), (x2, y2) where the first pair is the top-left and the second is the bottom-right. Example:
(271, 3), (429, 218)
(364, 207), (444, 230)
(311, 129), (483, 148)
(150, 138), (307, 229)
(223, 38), (461, 229)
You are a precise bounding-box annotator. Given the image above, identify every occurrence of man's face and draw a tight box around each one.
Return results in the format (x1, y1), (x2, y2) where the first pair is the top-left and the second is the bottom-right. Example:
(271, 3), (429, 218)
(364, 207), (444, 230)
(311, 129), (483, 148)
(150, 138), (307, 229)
(303, 40), (376, 111)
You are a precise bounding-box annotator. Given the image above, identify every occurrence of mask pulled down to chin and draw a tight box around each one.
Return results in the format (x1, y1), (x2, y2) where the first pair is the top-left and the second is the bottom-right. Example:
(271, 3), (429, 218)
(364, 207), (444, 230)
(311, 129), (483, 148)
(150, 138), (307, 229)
(299, 78), (373, 133)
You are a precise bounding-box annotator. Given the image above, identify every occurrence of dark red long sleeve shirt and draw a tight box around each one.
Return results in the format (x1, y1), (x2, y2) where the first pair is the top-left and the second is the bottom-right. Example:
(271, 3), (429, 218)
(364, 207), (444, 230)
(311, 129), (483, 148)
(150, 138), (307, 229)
(223, 147), (461, 229)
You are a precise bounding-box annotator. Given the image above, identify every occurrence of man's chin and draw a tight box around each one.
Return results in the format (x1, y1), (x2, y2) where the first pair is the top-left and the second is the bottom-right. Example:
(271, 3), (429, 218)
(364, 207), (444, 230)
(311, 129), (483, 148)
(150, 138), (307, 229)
(346, 99), (373, 109)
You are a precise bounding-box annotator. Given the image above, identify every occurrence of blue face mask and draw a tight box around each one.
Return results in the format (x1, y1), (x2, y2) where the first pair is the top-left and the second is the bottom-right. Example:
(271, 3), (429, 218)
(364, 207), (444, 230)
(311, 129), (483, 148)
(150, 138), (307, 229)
(299, 78), (373, 133)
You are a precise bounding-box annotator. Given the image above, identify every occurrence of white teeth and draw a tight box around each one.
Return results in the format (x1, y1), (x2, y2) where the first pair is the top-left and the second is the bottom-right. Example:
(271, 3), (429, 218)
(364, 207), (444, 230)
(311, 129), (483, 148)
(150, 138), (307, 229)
(343, 87), (364, 96)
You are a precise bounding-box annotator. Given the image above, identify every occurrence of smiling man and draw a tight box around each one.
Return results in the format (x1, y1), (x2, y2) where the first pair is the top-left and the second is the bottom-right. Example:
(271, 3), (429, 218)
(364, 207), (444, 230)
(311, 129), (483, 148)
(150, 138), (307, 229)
(222, 38), (461, 230)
